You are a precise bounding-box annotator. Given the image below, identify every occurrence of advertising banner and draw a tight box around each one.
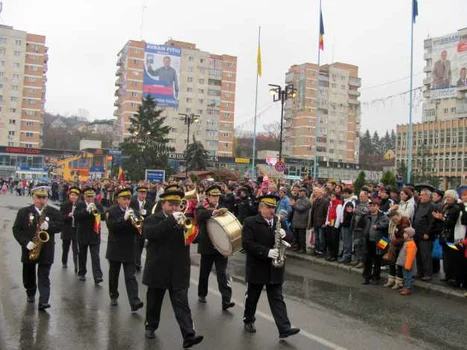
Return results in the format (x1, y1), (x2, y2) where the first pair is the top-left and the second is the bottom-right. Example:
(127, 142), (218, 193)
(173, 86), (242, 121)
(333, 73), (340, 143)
(143, 44), (181, 108)
(431, 33), (467, 99)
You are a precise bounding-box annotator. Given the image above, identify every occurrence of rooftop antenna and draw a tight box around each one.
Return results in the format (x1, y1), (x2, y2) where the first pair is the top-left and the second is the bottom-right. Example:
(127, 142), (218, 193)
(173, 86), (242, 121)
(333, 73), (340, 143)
(139, 0), (146, 40)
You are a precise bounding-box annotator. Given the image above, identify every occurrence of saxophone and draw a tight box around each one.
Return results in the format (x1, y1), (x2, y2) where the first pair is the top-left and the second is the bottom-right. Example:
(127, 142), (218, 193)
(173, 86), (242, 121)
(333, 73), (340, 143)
(29, 208), (50, 261)
(272, 214), (291, 268)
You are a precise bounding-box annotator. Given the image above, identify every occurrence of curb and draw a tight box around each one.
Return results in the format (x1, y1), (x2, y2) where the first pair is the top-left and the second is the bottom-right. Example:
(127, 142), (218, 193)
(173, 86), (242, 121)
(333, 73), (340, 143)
(286, 251), (466, 299)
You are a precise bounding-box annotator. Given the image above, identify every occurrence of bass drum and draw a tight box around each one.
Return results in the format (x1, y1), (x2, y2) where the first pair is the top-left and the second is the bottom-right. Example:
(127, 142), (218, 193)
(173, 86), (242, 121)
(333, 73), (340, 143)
(207, 211), (242, 256)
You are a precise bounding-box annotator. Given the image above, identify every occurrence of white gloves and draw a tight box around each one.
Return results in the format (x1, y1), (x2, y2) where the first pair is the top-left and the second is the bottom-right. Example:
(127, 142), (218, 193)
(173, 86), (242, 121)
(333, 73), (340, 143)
(124, 209), (132, 221)
(172, 212), (184, 221)
(268, 249), (279, 259)
(140, 209), (147, 216)
(26, 241), (36, 250)
(40, 221), (49, 231)
(279, 229), (286, 239)
(86, 203), (94, 213)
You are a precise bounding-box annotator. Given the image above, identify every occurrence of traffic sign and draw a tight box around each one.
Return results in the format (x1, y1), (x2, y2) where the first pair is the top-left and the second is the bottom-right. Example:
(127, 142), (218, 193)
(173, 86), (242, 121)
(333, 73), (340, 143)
(274, 160), (286, 173)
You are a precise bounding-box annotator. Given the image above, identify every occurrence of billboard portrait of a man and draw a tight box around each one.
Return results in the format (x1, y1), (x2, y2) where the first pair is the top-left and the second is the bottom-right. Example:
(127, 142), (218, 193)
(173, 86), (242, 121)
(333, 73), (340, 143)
(433, 50), (452, 89)
(149, 56), (179, 99)
(457, 67), (467, 87)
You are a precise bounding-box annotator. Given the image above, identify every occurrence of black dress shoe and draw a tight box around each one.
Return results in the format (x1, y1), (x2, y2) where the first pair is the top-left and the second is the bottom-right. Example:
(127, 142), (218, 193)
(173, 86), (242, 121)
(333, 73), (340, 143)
(222, 302), (235, 310)
(27, 296), (35, 303)
(94, 277), (103, 285)
(38, 303), (51, 311)
(279, 327), (300, 338)
(198, 296), (206, 303)
(145, 329), (155, 339)
(244, 322), (256, 333)
(183, 335), (204, 348)
(131, 300), (144, 312)
(110, 299), (118, 306)
(79, 275), (86, 281)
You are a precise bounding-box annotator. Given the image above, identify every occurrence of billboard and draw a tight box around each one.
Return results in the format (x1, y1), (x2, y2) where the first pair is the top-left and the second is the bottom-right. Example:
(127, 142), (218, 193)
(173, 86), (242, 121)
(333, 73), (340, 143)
(431, 33), (467, 99)
(145, 169), (165, 183)
(143, 44), (181, 108)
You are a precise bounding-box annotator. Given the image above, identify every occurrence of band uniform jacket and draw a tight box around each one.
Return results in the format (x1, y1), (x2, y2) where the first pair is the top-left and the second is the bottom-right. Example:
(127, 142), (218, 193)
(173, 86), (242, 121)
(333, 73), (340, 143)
(105, 205), (138, 262)
(129, 198), (153, 219)
(60, 201), (77, 241)
(142, 211), (190, 290)
(74, 201), (104, 245)
(13, 205), (63, 264)
(196, 204), (226, 255)
(242, 214), (290, 285)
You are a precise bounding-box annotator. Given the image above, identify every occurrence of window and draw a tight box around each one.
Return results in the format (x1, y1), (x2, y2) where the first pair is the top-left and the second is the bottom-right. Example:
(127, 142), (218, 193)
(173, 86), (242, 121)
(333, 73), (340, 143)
(11, 97), (18, 102)
(12, 73), (20, 80)
(131, 92), (138, 97)
(198, 99), (204, 104)
(444, 108), (449, 114)
(0, 38), (6, 44)
(198, 68), (205, 74)
(197, 109), (203, 114)
(133, 59), (139, 65)
(8, 131), (15, 136)
(186, 108), (192, 113)
(131, 102), (137, 108)
(25, 144), (33, 148)
(451, 107), (456, 113)
(15, 39), (22, 46)
(14, 51), (21, 57)
(188, 67), (193, 72)
(226, 62), (233, 68)
(186, 98), (192, 103)
(26, 121), (34, 126)
(28, 88), (36, 94)
(133, 71), (140, 76)
(199, 79), (205, 84)
(9, 119), (16, 124)
(189, 56), (194, 62)
(198, 89), (204, 94)
(13, 62), (20, 68)
(12, 85), (19, 91)
(187, 87), (193, 92)
(8, 142), (14, 146)
(10, 108), (17, 113)
(225, 92), (231, 97)
(131, 81), (137, 87)
(26, 132), (34, 137)
(134, 49), (141, 55)
(187, 77), (193, 82)
(28, 99), (36, 105)
(29, 55), (37, 61)
(200, 58), (205, 64)
(27, 76), (37, 83)
(26, 110), (35, 116)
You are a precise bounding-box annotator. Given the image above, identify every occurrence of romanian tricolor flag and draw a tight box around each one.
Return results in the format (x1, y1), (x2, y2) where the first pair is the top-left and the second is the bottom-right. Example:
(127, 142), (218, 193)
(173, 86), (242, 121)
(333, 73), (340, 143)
(93, 214), (101, 234)
(184, 224), (199, 246)
(319, 9), (325, 51)
(118, 167), (125, 182)
(447, 242), (459, 251)
(377, 236), (389, 250)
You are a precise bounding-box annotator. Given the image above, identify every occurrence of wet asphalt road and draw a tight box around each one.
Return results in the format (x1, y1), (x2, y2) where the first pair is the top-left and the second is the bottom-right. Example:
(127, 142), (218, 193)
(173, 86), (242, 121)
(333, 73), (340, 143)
(0, 194), (466, 350)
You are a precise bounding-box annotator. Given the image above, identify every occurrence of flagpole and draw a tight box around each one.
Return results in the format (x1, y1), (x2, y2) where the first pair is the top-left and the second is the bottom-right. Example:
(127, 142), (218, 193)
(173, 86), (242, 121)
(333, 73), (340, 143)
(251, 26), (261, 179)
(313, 0), (322, 181)
(407, 0), (415, 183)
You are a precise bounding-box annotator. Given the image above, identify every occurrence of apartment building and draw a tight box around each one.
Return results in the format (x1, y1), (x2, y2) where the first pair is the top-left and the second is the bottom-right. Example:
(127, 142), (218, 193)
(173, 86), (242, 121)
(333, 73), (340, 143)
(283, 62), (361, 164)
(0, 25), (48, 148)
(114, 39), (236, 157)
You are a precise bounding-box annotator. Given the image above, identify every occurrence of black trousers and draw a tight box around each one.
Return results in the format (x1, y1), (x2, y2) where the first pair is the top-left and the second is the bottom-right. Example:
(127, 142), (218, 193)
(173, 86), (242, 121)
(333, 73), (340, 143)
(78, 243), (102, 280)
(294, 228), (307, 251)
(108, 260), (140, 305)
(198, 254), (232, 305)
(22, 263), (52, 304)
(416, 240), (433, 277)
(243, 283), (291, 334)
(135, 237), (145, 268)
(362, 241), (382, 280)
(145, 288), (195, 340)
(326, 226), (340, 258)
(62, 239), (78, 268)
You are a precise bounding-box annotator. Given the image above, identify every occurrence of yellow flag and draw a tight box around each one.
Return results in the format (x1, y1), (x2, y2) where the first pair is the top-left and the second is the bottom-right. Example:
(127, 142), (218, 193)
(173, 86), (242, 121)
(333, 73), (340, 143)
(257, 43), (262, 77)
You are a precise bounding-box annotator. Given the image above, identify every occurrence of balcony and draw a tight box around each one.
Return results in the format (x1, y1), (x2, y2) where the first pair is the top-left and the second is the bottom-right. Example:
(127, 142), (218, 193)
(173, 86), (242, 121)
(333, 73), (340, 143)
(116, 67), (122, 76)
(423, 77), (432, 85)
(348, 99), (360, 106)
(114, 99), (120, 107)
(348, 90), (360, 97)
(318, 74), (329, 82)
(458, 84), (467, 92)
(423, 52), (432, 60)
(113, 109), (120, 117)
(423, 65), (432, 73)
(423, 90), (431, 99)
(349, 77), (361, 87)
(285, 72), (295, 84)
(114, 89), (122, 97)
(117, 57), (122, 66)
(115, 78), (122, 87)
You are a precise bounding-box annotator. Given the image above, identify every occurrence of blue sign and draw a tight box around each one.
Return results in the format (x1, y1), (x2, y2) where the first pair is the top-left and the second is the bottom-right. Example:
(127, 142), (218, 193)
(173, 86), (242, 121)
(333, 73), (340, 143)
(145, 169), (165, 183)
(143, 44), (181, 108)
(16, 166), (47, 172)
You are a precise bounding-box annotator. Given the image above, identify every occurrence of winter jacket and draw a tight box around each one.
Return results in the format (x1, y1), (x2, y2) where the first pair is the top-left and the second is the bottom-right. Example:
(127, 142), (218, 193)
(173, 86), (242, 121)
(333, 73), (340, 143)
(397, 197), (415, 222)
(412, 201), (435, 241)
(341, 196), (356, 228)
(292, 197), (311, 229)
(396, 239), (417, 271)
(309, 197), (329, 228)
(325, 199), (343, 229)
(276, 195), (292, 217)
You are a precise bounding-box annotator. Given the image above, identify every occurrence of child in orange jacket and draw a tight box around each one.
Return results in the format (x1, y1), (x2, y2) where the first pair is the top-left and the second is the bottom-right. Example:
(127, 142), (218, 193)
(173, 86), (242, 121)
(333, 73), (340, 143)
(396, 227), (418, 295)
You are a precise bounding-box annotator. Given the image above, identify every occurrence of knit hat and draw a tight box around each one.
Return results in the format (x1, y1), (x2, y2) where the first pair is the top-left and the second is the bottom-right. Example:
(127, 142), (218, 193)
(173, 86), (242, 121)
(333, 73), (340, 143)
(279, 209), (288, 217)
(404, 227), (416, 237)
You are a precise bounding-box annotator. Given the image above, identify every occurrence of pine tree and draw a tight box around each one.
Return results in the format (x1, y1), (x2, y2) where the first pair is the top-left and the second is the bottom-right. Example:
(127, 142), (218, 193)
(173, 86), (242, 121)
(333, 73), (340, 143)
(360, 129), (373, 156)
(185, 136), (209, 171)
(390, 129), (396, 150)
(120, 95), (174, 180)
(372, 131), (381, 155)
(382, 131), (392, 152)
(380, 170), (396, 188)
(354, 171), (366, 194)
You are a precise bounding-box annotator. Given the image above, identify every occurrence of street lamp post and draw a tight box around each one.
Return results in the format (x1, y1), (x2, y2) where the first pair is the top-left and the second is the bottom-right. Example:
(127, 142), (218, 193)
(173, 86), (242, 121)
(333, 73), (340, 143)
(268, 84), (297, 161)
(179, 113), (201, 178)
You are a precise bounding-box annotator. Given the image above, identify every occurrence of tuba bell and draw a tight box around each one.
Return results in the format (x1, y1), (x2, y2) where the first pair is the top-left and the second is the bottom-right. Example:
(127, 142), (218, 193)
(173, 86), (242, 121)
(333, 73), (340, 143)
(180, 188), (199, 214)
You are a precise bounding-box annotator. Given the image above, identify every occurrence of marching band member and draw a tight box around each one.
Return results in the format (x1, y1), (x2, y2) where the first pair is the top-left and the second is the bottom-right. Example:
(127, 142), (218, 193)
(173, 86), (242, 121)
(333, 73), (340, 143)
(196, 185), (235, 310)
(74, 187), (104, 284)
(105, 188), (144, 311)
(129, 185), (153, 271)
(60, 186), (80, 272)
(12, 184), (63, 310)
(143, 189), (204, 348)
(242, 195), (300, 338)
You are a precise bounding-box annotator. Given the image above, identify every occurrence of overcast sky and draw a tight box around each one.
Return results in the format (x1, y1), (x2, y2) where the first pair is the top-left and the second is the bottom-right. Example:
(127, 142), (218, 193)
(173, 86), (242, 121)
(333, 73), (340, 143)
(4, 0), (467, 135)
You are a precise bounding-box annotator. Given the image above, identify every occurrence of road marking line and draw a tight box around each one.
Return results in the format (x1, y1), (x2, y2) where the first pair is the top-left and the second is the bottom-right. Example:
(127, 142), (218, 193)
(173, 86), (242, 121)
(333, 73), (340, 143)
(189, 278), (348, 350)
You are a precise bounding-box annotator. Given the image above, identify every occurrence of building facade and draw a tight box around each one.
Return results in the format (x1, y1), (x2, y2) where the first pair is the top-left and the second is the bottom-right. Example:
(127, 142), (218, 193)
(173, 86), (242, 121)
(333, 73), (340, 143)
(0, 25), (48, 149)
(283, 62), (361, 164)
(114, 39), (236, 157)
(397, 28), (467, 189)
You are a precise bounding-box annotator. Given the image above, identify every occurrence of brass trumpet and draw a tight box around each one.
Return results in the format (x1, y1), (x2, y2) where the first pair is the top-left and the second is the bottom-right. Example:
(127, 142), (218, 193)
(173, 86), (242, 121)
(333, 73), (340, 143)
(129, 209), (144, 232)
(175, 213), (194, 232)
